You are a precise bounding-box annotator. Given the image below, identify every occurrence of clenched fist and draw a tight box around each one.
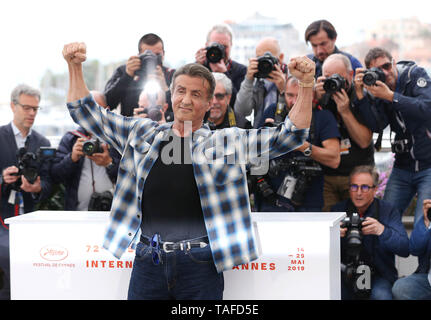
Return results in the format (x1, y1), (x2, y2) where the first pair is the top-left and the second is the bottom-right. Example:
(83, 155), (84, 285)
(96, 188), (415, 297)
(63, 42), (87, 65)
(288, 56), (315, 83)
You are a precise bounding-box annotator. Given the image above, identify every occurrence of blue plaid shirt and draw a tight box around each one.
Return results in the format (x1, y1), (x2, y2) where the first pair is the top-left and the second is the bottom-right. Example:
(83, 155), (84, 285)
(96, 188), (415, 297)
(67, 93), (308, 272)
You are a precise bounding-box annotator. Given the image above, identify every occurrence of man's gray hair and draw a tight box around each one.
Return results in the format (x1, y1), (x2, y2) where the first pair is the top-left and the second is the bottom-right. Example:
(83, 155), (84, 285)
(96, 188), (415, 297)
(323, 53), (353, 72)
(212, 72), (232, 95)
(206, 23), (233, 44)
(11, 84), (41, 104)
(349, 165), (380, 187)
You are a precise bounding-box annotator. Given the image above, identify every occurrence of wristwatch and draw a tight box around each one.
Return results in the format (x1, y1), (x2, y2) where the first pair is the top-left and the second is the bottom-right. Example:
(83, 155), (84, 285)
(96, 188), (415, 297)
(303, 144), (312, 157)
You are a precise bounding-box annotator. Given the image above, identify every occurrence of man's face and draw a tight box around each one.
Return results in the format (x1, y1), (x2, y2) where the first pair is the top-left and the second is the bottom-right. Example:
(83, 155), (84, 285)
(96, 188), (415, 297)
(207, 32), (232, 62)
(308, 30), (336, 62)
(171, 75), (211, 125)
(349, 173), (377, 212)
(209, 82), (231, 124)
(322, 59), (353, 91)
(139, 41), (164, 61)
(11, 94), (40, 132)
(368, 56), (397, 90)
(284, 79), (299, 110)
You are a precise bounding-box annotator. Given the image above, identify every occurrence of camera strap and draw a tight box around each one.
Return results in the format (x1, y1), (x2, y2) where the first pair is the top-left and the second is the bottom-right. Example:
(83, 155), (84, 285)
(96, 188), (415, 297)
(70, 130), (90, 140)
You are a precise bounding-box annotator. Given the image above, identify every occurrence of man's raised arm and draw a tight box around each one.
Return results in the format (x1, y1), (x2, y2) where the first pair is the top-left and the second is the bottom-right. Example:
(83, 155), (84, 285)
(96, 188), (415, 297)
(63, 42), (90, 102)
(286, 56), (315, 129)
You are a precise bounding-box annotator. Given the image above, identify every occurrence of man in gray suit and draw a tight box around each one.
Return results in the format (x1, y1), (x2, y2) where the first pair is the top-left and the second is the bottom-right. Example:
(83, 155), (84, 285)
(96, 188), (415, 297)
(0, 84), (52, 299)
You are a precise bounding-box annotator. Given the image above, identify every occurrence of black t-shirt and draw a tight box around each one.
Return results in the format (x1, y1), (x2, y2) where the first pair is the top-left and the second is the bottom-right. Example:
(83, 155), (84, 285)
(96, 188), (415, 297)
(140, 134), (207, 242)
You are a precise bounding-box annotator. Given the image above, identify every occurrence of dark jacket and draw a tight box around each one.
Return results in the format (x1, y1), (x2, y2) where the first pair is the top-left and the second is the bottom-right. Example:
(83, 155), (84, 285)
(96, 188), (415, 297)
(355, 61), (431, 172)
(104, 64), (175, 117)
(0, 123), (52, 220)
(50, 127), (121, 210)
(332, 198), (409, 284)
(408, 217), (431, 274)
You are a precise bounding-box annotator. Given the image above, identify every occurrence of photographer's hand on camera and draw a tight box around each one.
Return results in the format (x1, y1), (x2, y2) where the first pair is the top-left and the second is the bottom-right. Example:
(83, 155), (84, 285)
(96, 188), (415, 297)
(361, 217), (385, 236)
(2, 166), (20, 185)
(20, 175), (41, 193)
(364, 80), (394, 102)
(245, 57), (259, 81)
(125, 55), (141, 78)
(209, 60), (228, 73)
(195, 47), (207, 65)
(332, 88), (350, 115)
(71, 137), (86, 163)
(354, 67), (366, 100)
(86, 143), (112, 167)
(268, 64), (287, 93)
(314, 76), (326, 101)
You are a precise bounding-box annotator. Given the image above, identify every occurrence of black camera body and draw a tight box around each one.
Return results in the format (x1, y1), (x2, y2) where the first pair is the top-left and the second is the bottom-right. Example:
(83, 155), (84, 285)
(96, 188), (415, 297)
(391, 139), (409, 154)
(341, 212), (365, 256)
(82, 139), (103, 156)
(88, 190), (113, 211)
(362, 67), (386, 86)
(142, 105), (163, 122)
(206, 42), (225, 64)
(255, 52), (278, 78)
(11, 147), (56, 190)
(323, 73), (347, 94)
(136, 50), (163, 80)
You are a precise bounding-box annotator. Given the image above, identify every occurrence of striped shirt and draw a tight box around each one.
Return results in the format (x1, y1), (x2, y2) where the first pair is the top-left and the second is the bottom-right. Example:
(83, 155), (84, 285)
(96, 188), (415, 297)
(67, 93), (308, 272)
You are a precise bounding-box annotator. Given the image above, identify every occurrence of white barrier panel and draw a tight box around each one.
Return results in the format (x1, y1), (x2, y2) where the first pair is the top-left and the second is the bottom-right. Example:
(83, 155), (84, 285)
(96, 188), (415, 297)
(6, 211), (344, 300)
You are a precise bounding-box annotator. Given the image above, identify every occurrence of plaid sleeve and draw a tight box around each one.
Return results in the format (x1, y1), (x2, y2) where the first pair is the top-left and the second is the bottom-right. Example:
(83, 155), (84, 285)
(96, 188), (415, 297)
(66, 93), (154, 153)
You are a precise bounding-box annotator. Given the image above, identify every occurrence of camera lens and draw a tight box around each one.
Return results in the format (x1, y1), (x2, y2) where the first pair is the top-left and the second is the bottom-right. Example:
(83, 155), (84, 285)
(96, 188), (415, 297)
(206, 43), (225, 64)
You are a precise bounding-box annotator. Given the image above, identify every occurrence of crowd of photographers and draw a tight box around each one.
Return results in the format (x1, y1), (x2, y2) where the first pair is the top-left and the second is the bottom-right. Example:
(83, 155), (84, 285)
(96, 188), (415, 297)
(1, 19), (431, 300)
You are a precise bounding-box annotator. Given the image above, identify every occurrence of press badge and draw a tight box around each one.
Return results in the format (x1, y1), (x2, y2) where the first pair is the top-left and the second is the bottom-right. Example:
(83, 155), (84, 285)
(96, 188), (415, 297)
(340, 138), (351, 155)
(277, 175), (297, 199)
(8, 190), (16, 205)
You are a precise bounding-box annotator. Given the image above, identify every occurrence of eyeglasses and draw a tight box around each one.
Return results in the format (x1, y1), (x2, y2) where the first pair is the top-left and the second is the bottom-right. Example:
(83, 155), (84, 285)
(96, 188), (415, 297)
(349, 184), (375, 193)
(214, 93), (227, 101)
(150, 234), (162, 265)
(378, 61), (392, 71)
(16, 103), (41, 112)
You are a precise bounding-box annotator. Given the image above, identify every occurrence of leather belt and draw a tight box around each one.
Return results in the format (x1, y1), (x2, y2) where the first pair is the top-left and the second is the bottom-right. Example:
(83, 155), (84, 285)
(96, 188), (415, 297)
(140, 235), (209, 253)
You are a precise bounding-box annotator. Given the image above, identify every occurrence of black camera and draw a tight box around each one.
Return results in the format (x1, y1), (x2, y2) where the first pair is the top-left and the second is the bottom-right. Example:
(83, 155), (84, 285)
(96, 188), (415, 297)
(88, 190), (113, 211)
(136, 90), (163, 122)
(427, 208), (431, 221)
(323, 74), (347, 94)
(391, 139), (409, 154)
(341, 212), (365, 257)
(255, 52), (278, 78)
(266, 156), (322, 206)
(135, 50), (163, 80)
(206, 42), (225, 64)
(362, 67), (386, 86)
(82, 139), (103, 156)
(11, 147), (56, 189)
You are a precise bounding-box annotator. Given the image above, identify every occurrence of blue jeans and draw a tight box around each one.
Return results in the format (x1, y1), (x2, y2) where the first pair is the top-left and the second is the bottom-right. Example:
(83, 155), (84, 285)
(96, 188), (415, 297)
(341, 275), (393, 300)
(383, 167), (431, 225)
(127, 241), (224, 300)
(392, 274), (431, 300)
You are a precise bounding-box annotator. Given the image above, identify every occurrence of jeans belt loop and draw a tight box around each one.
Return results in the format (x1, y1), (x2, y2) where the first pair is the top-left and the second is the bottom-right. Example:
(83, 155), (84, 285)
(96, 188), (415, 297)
(162, 241), (175, 253)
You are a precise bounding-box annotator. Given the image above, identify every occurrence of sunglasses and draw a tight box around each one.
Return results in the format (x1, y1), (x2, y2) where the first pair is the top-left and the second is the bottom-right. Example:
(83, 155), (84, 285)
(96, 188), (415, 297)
(349, 184), (375, 193)
(214, 93), (227, 101)
(150, 234), (162, 265)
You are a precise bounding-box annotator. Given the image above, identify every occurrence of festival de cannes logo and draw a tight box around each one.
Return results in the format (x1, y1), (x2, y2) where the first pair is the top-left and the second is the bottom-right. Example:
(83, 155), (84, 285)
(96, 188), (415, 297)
(40, 245), (69, 261)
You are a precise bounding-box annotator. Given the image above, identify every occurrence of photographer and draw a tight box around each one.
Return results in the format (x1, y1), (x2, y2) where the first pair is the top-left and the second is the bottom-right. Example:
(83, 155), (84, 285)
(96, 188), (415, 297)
(234, 37), (288, 128)
(354, 48), (431, 258)
(195, 23), (247, 108)
(207, 72), (251, 130)
(314, 54), (374, 211)
(305, 19), (362, 79)
(51, 94), (120, 211)
(133, 82), (169, 124)
(332, 165), (409, 300)
(253, 76), (340, 212)
(392, 199), (431, 300)
(104, 33), (175, 119)
(0, 84), (53, 299)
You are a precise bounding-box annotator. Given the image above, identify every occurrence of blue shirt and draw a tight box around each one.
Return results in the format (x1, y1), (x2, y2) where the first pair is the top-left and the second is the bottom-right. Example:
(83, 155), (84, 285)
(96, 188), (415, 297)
(67, 93), (308, 272)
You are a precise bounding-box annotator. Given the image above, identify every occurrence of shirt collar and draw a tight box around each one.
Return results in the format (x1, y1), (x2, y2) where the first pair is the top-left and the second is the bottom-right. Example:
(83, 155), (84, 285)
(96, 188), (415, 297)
(10, 121), (32, 139)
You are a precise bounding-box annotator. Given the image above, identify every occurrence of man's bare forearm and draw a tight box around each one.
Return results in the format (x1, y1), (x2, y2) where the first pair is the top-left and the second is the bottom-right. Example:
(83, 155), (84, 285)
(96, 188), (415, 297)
(288, 85), (313, 129)
(67, 63), (90, 103)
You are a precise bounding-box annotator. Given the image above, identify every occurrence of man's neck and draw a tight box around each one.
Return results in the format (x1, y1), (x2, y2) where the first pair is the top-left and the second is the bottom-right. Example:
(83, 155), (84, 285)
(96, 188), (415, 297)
(172, 120), (201, 137)
(12, 120), (30, 138)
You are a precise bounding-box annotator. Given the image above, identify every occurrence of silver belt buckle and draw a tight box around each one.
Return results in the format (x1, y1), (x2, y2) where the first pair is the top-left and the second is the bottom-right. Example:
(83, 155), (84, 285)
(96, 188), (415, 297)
(162, 241), (175, 253)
